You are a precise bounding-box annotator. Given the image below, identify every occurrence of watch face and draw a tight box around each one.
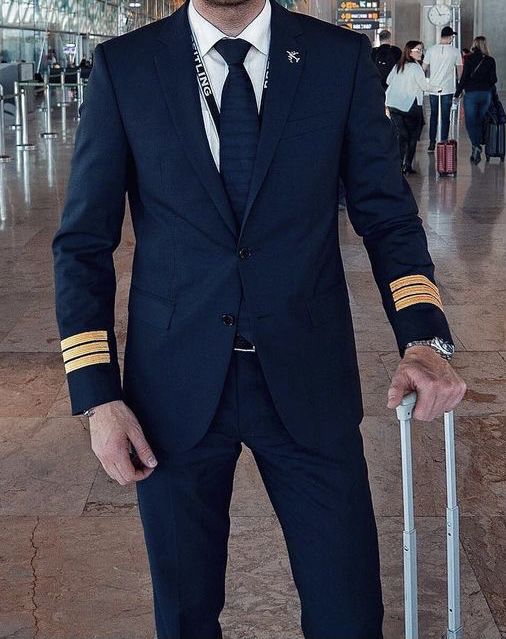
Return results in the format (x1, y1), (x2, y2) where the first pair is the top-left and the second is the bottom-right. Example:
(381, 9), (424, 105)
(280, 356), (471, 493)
(428, 4), (452, 26)
(433, 337), (455, 357)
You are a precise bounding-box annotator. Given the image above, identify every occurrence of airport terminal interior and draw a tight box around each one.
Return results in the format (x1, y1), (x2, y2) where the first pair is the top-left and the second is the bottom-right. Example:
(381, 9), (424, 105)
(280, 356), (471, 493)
(0, 0), (505, 637)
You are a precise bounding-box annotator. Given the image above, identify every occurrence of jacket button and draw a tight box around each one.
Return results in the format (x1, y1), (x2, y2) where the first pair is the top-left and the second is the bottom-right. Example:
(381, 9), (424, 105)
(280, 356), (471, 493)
(222, 314), (235, 327)
(239, 247), (252, 260)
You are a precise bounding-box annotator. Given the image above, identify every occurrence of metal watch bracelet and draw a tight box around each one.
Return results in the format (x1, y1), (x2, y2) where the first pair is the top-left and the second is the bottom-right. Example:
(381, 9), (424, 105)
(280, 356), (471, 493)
(82, 407), (96, 418)
(404, 337), (455, 361)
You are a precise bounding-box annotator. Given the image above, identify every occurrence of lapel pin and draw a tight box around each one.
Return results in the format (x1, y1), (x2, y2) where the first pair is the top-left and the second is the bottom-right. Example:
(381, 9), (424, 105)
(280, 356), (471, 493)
(287, 51), (300, 64)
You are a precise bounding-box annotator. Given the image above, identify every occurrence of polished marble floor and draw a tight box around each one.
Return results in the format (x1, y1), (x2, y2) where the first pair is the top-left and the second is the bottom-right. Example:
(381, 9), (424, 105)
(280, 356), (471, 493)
(0, 97), (505, 639)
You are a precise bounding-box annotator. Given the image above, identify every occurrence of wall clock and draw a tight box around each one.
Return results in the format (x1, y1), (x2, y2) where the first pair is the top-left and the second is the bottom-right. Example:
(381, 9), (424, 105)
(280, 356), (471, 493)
(428, 3), (452, 26)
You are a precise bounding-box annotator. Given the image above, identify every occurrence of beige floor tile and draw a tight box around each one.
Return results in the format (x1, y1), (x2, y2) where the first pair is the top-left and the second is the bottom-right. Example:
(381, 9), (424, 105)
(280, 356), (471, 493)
(83, 465), (138, 517)
(0, 516), (41, 639)
(0, 353), (64, 417)
(230, 447), (275, 517)
(345, 270), (383, 307)
(350, 304), (399, 352)
(460, 516), (506, 636)
(0, 417), (98, 516)
(361, 415), (442, 517)
(445, 304), (506, 351)
(222, 515), (301, 639)
(46, 380), (71, 417)
(0, 303), (61, 352)
(357, 351), (393, 417)
(0, 224), (44, 249)
(456, 416), (506, 517)
(28, 516), (152, 639)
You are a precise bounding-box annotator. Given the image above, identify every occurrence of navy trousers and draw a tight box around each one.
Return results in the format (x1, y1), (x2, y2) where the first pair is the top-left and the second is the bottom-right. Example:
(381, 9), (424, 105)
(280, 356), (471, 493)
(136, 351), (384, 639)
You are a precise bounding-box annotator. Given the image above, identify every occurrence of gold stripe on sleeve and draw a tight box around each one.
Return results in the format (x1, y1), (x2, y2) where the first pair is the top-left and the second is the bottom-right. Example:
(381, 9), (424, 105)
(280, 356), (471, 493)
(63, 341), (110, 363)
(393, 285), (442, 305)
(395, 294), (444, 313)
(64, 353), (111, 374)
(61, 330), (108, 352)
(390, 275), (440, 296)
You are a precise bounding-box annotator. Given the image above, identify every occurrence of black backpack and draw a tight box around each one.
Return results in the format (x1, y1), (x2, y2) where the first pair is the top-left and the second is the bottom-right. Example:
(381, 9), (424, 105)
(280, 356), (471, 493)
(372, 44), (401, 87)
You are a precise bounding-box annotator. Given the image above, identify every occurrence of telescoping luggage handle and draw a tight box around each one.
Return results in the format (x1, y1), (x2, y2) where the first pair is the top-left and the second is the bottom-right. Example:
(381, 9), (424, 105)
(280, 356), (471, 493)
(437, 91), (443, 144)
(396, 392), (463, 639)
(437, 90), (459, 144)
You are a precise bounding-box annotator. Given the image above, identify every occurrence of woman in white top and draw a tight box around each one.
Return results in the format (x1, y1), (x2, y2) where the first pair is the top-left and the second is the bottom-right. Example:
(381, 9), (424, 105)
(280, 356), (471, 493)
(386, 41), (439, 174)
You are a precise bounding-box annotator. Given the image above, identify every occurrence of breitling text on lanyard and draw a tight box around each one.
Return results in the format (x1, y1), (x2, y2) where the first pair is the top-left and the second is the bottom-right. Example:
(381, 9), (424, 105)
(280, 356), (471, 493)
(191, 34), (270, 134)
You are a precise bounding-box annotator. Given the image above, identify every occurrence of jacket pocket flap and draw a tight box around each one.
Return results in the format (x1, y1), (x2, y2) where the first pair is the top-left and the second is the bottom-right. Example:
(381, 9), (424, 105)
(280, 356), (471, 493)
(128, 286), (175, 330)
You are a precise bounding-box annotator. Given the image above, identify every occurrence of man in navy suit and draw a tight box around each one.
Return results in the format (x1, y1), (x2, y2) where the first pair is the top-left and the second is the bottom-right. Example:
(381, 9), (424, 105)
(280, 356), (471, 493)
(53, 0), (466, 636)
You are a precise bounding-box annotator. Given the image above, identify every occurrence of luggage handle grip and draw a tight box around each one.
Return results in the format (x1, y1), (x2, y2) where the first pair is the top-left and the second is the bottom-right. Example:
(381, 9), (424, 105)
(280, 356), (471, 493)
(396, 391), (417, 421)
(396, 391), (456, 420)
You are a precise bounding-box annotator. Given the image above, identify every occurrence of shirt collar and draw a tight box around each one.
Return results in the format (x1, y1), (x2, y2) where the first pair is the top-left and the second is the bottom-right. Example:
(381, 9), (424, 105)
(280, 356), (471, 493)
(188, 0), (271, 58)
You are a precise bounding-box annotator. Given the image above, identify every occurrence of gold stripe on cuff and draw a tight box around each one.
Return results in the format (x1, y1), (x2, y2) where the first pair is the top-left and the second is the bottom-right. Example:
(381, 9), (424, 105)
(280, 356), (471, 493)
(393, 285), (442, 305)
(395, 294), (444, 312)
(63, 341), (110, 363)
(390, 275), (440, 296)
(64, 352), (111, 374)
(61, 330), (108, 352)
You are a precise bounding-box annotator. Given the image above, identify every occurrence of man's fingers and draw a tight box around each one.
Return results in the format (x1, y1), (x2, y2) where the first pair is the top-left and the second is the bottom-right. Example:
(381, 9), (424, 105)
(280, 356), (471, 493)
(113, 460), (131, 486)
(387, 377), (409, 409)
(100, 455), (154, 486)
(101, 461), (125, 485)
(114, 440), (144, 484)
(412, 386), (438, 421)
(128, 426), (158, 469)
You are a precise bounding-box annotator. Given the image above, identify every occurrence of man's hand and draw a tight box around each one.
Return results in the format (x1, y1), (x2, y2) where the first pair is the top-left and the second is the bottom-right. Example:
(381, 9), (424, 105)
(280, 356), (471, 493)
(88, 400), (158, 485)
(386, 346), (467, 420)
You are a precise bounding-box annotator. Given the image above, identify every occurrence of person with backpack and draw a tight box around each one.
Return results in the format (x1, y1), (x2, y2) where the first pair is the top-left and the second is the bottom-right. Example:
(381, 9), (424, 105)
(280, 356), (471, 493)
(455, 36), (497, 164)
(386, 41), (440, 174)
(372, 30), (402, 89)
(423, 26), (463, 151)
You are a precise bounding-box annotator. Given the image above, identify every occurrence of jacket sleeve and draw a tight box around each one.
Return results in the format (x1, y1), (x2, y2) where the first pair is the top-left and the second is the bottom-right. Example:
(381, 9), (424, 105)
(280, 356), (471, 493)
(52, 43), (128, 415)
(490, 57), (498, 87)
(340, 35), (453, 355)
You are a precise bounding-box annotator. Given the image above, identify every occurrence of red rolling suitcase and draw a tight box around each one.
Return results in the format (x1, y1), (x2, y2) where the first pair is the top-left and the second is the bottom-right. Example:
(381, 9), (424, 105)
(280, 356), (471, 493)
(437, 93), (458, 177)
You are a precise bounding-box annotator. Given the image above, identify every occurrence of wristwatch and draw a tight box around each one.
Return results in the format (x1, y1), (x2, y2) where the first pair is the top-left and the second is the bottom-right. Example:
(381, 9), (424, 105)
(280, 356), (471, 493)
(404, 337), (455, 361)
(82, 407), (96, 418)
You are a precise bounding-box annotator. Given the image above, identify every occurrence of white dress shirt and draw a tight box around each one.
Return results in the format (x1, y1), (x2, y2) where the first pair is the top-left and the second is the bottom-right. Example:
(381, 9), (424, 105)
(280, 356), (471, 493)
(385, 62), (439, 112)
(188, 0), (271, 170)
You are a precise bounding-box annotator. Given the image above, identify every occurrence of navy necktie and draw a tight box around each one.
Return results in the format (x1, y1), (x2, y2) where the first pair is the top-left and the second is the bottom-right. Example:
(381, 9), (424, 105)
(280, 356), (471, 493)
(215, 38), (260, 226)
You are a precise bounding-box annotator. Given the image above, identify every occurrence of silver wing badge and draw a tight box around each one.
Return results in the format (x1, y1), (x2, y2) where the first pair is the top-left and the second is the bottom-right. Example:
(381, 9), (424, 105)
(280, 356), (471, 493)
(287, 51), (300, 64)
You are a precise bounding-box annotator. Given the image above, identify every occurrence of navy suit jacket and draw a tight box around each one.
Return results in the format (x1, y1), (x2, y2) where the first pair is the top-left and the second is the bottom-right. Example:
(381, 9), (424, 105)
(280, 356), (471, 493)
(53, 1), (452, 454)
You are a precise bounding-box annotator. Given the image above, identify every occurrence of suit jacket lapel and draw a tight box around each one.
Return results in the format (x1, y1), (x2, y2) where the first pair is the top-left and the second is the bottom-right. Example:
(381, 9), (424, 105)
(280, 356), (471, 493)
(154, 3), (237, 239)
(239, 2), (305, 239)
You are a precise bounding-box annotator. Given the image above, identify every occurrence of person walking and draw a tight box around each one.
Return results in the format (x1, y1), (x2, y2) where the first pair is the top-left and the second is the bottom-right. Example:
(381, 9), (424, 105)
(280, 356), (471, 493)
(423, 26), (463, 151)
(52, 0), (466, 637)
(386, 41), (440, 174)
(455, 36), (497, 164)
(372, 29), (402, 89)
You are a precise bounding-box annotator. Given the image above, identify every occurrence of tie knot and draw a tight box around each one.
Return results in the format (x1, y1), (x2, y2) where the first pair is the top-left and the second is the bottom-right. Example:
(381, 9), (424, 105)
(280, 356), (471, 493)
(215, 38), (251, 67)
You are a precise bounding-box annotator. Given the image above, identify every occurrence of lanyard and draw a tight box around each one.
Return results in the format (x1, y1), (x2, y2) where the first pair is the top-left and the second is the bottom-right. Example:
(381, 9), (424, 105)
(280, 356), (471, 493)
(191, 34), (270, 134)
